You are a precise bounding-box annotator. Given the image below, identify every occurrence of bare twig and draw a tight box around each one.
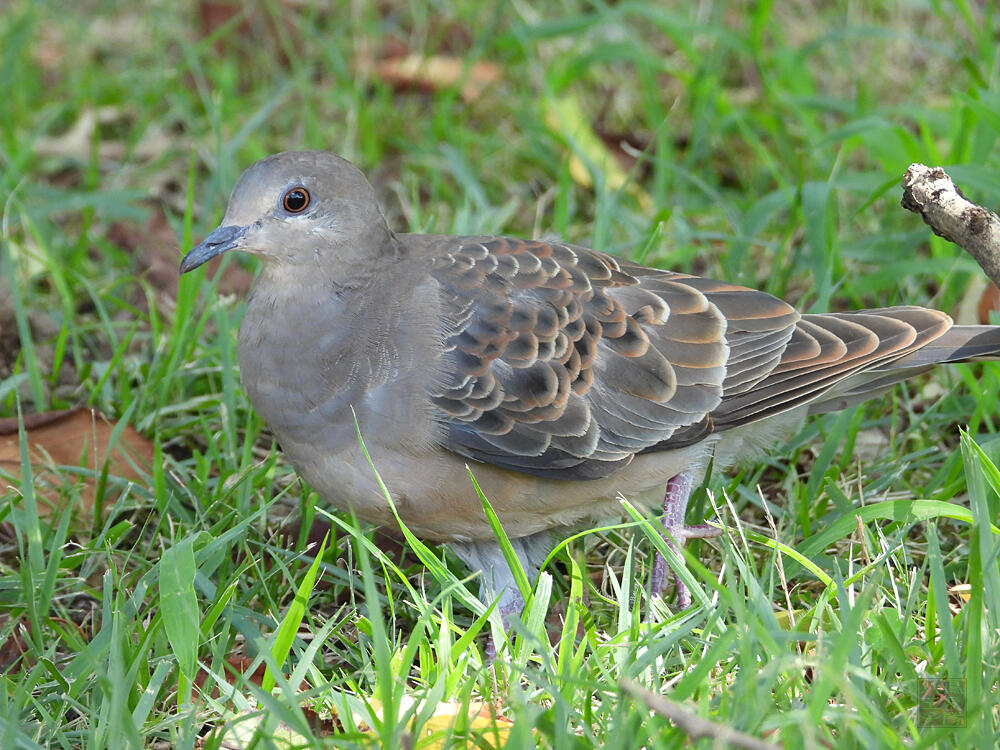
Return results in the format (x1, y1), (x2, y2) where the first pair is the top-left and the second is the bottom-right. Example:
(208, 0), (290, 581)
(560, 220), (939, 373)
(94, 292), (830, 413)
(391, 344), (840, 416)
(619, 680), (780, 750)
(901, 164), (1000, 288)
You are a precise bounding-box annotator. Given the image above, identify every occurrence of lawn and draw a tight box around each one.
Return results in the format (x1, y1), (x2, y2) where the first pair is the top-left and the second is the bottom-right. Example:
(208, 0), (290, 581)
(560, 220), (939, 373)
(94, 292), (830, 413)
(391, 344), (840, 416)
(1, 1), (999, 747)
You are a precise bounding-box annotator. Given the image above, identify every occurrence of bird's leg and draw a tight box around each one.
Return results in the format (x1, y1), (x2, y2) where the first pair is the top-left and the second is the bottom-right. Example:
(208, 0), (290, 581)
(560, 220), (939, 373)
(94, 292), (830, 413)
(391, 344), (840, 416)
(450, 531), (553, 662)
(648, 471), (721, 608)
(484, 585), (526, 664)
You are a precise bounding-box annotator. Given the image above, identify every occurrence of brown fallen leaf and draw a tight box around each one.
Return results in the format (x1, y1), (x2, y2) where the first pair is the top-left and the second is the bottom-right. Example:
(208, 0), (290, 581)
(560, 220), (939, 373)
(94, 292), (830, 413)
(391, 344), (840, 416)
(0, 616), (31, 673)
(0, 408), (154, 524)
(0, 279), (20, 378)
(978, 282), (1000, 324)
(368, 54), (502, 103)
(198, 1), (244, 45)
(194, 655), (289, 701)
(597, 129), (654, 180)
(949, 583), (971, 603)
(196, 1), (306, 70)
(0, 598), (99, 675)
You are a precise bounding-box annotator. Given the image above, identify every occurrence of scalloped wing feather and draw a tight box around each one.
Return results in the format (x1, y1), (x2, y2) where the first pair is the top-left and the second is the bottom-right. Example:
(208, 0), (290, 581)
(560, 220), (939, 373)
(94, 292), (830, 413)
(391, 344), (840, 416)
(417, 236), (990, 481)
(417, 236), (991, 482)
(426, 237), (801, 479)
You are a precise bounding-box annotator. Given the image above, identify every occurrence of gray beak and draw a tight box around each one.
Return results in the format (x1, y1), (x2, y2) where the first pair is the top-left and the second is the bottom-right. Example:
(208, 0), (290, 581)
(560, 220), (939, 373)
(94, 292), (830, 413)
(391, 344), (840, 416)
(180, 224), (247, 273)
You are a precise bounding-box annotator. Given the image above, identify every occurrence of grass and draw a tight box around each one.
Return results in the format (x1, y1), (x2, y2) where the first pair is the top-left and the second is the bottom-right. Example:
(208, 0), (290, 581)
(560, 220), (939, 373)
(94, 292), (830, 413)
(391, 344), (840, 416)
(1, 0), (1000, 747)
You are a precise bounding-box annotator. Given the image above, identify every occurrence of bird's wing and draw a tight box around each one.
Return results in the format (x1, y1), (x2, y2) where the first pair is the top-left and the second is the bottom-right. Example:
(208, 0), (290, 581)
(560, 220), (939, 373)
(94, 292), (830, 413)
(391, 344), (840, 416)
(427, 237), (799, 479)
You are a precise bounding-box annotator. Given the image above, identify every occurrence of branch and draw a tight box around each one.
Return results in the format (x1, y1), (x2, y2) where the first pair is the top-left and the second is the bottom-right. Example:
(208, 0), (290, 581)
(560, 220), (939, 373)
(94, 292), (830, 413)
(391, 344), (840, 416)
(619, 680), (779, 750)
(901, 164), (1000, 288)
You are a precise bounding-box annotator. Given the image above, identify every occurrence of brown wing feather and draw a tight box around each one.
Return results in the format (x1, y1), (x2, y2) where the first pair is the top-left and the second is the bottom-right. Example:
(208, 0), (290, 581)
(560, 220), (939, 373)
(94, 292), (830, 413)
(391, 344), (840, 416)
(709, 307), (953, 428)
(428, 237), (798, 478)
(424, 236), (975, 479)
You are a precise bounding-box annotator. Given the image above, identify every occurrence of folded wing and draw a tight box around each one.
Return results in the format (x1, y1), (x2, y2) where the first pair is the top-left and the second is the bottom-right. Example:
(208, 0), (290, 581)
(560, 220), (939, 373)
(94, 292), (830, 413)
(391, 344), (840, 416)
(424, 237), (990, 481)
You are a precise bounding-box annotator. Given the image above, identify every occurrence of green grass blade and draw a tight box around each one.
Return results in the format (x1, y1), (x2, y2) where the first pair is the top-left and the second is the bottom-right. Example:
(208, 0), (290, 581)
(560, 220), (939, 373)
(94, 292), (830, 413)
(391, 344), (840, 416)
(467, 466), (532, 601)
(261, 532), (329, 694)
(158, 536), (200, 705)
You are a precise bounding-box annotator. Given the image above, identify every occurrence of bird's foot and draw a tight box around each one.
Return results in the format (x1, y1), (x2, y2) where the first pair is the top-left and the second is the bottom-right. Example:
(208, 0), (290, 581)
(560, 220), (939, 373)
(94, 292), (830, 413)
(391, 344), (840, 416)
(648, 522), (722, 608)
(450, 531), (552, 664)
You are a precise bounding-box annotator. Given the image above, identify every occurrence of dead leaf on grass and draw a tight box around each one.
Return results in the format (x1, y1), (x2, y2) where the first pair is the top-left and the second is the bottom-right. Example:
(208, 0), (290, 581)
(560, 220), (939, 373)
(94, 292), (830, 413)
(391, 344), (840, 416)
(217, 712), (317, 750)
(0, 408), (154, 524)
(543, 94), (652, 212)
(949, 583), (971, 607)
(364, 54), (502, 103)
(0, 279), (21, 378)
(33, 106), (174, 167)
(356, 696), (514, 748)
(214, 692), (513, 748)
(977, 282), (1000, 324)
(0, 617), (31, 673)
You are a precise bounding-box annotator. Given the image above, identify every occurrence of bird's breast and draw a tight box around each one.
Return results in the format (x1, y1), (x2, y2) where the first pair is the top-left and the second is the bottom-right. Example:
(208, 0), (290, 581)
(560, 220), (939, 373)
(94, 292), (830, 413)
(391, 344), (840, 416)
(236, 273), (447, 479)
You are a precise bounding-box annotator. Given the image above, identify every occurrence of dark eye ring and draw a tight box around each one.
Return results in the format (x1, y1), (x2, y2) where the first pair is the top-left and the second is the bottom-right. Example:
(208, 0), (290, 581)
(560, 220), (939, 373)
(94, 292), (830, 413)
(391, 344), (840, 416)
(282, 187), (310, 213)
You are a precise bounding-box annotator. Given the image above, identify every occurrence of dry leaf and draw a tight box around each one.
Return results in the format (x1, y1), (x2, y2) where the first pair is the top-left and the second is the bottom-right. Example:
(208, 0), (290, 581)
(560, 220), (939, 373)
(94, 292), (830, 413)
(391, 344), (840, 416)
(0, 279), (20, 378)
(978, 282), (1000, 324)
(0, 617), (31, 673)
(194, 654), (315, 700)
(197, 1), (301, 60)
(0, 408), (154, 523)
(949, 583), (971, 603)
(196, 656), (264, 699)
(217, 713), (314, 750)
(356, 696), (513, 748)
(370, 54), (501, 103)
(212, 691), (512, 747)
(543, 94), (652, 212)
(33, 106), (173, 166)
(198, 1), (244, 44)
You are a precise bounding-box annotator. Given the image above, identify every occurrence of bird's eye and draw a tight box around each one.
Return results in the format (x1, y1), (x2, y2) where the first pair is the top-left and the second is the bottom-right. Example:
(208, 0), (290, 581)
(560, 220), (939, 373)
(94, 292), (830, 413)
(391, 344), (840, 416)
(282, 187), (310, 213)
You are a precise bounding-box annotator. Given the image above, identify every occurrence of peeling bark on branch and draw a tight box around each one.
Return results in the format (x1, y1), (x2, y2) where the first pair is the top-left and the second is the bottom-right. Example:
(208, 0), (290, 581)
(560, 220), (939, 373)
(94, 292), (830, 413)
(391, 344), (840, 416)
(901, 164), (1000, 288)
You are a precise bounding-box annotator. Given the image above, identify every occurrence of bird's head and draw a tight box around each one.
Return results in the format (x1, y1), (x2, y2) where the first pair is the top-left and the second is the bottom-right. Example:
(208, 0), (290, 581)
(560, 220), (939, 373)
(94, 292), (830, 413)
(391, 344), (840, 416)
(180, 150), (391, 275)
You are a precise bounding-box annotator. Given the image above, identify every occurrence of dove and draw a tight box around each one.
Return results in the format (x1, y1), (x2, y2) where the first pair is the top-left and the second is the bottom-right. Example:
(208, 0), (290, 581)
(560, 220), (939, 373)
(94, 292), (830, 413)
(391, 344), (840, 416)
(180, 150), (1000, 619)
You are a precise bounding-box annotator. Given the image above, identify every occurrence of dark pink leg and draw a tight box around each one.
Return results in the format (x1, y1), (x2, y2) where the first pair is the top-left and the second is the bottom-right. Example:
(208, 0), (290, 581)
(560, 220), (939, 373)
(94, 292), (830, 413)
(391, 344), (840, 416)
(648, 472), (721, 608)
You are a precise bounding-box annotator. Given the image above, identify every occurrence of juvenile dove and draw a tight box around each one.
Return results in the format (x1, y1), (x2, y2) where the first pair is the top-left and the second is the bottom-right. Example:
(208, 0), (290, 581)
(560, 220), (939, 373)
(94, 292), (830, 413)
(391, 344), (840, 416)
(181, 150), (1000, 617)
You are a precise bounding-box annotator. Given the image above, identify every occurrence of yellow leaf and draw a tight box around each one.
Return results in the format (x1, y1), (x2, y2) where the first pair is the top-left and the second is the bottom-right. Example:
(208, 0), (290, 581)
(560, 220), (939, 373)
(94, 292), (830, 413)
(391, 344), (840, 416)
(542, 94), (652, 212)
(357, 696), (513, 749)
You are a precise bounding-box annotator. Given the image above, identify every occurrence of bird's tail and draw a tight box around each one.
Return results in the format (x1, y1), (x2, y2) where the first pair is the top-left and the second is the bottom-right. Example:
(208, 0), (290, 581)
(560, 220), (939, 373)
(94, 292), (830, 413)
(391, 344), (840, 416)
(807, 324), (1000, 414)
(875, 325), (1000, 368)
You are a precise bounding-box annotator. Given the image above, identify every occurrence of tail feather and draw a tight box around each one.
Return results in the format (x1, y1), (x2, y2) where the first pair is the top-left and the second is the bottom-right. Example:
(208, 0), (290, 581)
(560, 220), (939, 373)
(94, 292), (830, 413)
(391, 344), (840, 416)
(711, 306), (953, 428)
(807, 324), (1000, 415)
(875, 325), (1000, 369)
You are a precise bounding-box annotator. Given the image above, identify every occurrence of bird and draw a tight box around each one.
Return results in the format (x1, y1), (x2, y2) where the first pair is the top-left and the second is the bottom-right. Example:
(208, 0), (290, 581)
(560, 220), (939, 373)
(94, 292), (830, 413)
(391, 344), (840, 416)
(180, 149), (1000, 623)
